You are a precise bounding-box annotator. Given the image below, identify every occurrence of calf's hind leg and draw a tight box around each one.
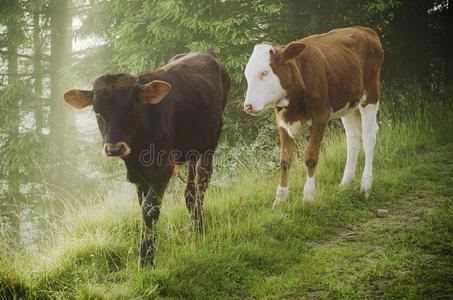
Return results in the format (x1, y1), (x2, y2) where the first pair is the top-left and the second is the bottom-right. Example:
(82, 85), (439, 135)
(341, 110), (362, 186)
(192, 152), (214, 232)
(184, 160), (198, 226)
(359, 102), (379, 198)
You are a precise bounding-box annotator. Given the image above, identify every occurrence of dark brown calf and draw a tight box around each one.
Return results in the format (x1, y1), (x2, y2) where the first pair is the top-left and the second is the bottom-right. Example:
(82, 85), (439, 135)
(64, 51), (230, 266)
(244, 26), (384, 205)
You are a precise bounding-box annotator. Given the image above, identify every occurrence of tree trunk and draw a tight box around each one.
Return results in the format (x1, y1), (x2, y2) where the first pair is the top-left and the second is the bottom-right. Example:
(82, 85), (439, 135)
(446, 2), (453, 83)
(6, 20), (21, 242)
(33, 13), (43, 134)
(49, 0), (74, 157)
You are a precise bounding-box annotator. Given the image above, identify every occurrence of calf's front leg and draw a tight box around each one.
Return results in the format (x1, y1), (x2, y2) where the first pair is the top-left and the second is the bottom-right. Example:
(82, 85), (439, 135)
(136, 183), (149, 206)
(140, 170), (172, 267)
(273, 126), (295, 208)
(303, 119), (327, 200)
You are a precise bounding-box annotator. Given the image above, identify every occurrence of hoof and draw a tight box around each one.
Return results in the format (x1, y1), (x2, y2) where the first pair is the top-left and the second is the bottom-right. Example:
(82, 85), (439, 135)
(272, 185), (289, 208)
(139, 240), (155, 267)
(360, 175), (372, 199)
(139, 256), (154, 268)
(341, 174), (355, 186)
(360, 187), (371, 199)
(303, 192), (314, 201)
(303, 176), (315, 201)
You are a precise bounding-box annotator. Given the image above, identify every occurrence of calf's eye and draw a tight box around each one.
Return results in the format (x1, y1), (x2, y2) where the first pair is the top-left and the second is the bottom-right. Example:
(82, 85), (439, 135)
(260, 71), (269, 79)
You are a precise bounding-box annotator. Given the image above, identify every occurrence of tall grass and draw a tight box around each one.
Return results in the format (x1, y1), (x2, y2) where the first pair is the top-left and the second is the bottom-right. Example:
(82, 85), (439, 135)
(1, 87), (452, 299)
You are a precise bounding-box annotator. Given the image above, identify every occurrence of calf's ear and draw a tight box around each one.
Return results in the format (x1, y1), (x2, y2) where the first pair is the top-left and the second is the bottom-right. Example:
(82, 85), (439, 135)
(139, 80), (171, 104)
(63, 89), (93, 109)
(282, 42), (306, 61)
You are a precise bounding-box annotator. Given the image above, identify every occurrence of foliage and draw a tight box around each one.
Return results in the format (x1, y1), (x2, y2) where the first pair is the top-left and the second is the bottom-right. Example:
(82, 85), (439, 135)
(0, 82), (40, 178)
(71, 0), (451, 142)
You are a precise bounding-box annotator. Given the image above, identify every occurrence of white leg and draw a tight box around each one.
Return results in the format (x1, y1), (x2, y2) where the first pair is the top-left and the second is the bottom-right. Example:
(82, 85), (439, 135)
(359, 102), (379, 198)
(273, 184), (289, 208)
(341, 110), (362, 186)
(303, 175), (315, 201)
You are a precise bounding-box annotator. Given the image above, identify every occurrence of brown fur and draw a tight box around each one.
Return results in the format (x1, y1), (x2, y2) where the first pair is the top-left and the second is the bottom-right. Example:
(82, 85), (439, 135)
(64, 51), (230, 266)
(63, 89), (93, 109)
(143, 53), (201, 77)
(93, 73), (138, 91)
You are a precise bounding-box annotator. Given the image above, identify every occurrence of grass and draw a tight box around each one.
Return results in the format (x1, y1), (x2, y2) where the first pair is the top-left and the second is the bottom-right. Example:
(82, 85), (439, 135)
(1, 101), (453, 299)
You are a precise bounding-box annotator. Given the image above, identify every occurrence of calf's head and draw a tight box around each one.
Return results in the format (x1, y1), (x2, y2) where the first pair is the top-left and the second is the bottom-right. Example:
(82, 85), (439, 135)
(244, 42), (306, 115)
(63, 73), (171, 158)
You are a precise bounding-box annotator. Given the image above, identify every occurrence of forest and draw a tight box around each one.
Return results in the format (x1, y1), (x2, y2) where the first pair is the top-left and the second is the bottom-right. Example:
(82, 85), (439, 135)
(1, 0), (452, 298)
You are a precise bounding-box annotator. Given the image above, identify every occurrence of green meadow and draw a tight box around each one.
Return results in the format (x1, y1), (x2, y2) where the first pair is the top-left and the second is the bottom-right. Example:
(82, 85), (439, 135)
(1, 97), (452, 299)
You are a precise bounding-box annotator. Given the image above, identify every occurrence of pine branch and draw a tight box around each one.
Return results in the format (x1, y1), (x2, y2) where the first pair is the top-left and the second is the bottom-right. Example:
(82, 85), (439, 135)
(0, 50), (50, 61)
(0, 71), (49, 77)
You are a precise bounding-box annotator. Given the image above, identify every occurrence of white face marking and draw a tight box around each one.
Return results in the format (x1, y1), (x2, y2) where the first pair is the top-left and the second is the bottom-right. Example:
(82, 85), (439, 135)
(303, 175), (315, 201)
(278, 119), (310, 139)
(244, 44), (286, 114)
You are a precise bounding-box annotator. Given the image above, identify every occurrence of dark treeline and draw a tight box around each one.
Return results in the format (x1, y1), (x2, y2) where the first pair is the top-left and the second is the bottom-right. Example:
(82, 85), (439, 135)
(0, 0), (451, 240)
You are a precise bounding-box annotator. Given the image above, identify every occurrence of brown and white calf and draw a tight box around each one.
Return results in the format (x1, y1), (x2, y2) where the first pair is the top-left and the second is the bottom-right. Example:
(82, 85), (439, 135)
(243, 26), (384, 206)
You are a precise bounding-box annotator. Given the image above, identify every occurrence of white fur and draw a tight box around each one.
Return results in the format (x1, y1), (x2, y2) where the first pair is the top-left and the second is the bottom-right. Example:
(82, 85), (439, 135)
(276, 97), (289, 108)
(358, 102), (379, 198)
(341, 110), (362, 185)
(338, 94), (379, 198)
(359, 94), (367, 105)
(303, 176), (315, 201)
(330, 102), (355, 119)
(278, 119), (311, 139)
(273, 184), (289, 208)
(244, 44), (286, 113)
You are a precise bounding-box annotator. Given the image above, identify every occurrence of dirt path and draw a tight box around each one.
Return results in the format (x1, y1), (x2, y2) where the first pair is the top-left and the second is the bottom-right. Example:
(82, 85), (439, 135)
(307, 185), (450, 298)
